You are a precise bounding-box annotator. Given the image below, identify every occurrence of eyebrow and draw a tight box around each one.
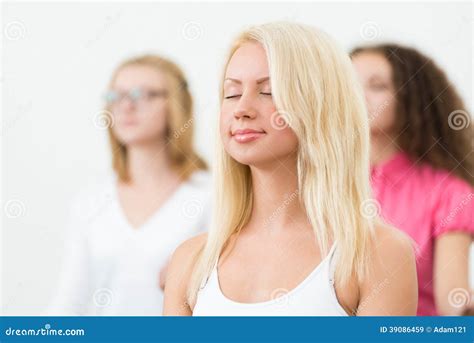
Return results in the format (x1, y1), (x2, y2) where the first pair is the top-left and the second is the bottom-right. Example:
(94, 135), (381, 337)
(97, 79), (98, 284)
(224, 76), (270, 84)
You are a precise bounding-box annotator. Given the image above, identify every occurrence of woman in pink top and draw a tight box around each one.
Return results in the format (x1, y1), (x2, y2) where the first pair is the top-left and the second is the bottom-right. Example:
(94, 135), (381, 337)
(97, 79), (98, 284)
(351, 44), (473, 316)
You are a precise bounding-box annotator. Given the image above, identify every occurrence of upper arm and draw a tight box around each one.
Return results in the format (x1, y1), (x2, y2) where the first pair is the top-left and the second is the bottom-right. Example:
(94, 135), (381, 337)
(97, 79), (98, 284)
(430, 175), (473, 315)
(162, 233), (207, 316)
(357, 225), (418, 316)
(433, 231), (473, 315)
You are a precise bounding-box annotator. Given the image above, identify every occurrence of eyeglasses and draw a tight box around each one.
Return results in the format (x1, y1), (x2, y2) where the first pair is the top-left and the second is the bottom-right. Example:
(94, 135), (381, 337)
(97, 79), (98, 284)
(103, 88), (168, 108)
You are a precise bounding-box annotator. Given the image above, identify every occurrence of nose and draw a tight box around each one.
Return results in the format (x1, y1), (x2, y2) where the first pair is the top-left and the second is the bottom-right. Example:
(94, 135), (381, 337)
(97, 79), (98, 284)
(116, 97), (136, 114)
(233, 94), (257, 120)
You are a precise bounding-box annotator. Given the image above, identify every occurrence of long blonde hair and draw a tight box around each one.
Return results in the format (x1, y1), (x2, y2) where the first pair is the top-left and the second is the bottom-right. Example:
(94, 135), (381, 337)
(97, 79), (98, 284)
(187, 22), (377, 304)
(106, 55), (207, 182)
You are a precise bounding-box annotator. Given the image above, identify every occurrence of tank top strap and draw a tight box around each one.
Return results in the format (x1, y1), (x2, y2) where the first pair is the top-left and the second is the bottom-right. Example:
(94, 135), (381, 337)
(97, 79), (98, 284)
(327, 242), (338, 286)
(198, 259), (219, 290)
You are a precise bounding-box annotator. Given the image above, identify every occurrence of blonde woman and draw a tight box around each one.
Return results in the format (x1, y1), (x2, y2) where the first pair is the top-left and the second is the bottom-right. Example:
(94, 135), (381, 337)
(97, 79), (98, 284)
(47, 55), (211, 315)
(163, 22), (418, 316)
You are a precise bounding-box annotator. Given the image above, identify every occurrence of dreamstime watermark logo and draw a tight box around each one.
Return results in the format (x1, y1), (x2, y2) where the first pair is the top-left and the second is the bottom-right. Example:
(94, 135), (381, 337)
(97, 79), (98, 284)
(173, 117), (194, 139)
(4, 322), (85, 337)
(270, 288), (290, 308)
(93, 110), (115, 130)
(353, 278), (389, 315)
(359, 21), (381, 41)
(2, 281), (25, 312)
(4, 21), (26, 41)
(181, 21), (203, 41)
(1, 100), (32, 137)
(435, 192), (473, 235)
(270, 110), (292, 130)
(93, 288), (114, 307)
(359, 199), (381, 219)
(181, 198), (203, 219)
(369, 100), (390, 122)
(4, 199), (26, 219)
(448, 288), (471, 308)
(178, 300), (191, 315)
(76, 191), (113, 224)
(448, 110), (470, 130)
(263, 189), (299, 229)
(85, 10), (122, 48)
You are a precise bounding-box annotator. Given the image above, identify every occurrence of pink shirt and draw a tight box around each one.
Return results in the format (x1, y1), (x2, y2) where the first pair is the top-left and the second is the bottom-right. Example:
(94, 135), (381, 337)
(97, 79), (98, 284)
(370, 152), (473, 316)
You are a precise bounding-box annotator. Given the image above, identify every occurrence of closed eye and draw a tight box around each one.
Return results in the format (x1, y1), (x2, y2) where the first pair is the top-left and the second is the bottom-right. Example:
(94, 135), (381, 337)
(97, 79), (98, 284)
(224, 94), (241, 99)
(260, 92), (272, 96)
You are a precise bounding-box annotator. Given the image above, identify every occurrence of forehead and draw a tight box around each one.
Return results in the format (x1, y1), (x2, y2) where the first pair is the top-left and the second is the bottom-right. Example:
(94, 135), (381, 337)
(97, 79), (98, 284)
(352, 52), (392, 80)
(225, 42), (269, 82)
(113, 64), (166, 89)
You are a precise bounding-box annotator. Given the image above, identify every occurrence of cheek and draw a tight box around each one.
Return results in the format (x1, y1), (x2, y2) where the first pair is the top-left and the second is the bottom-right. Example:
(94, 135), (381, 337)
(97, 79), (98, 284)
(264, 126), (299, 155)
(369, 95), (397, 131)
(365, 90), (391, 111)
(114, 108), (169, 143)
(138, 105), (168, 132)
(219, 109), (232, 143)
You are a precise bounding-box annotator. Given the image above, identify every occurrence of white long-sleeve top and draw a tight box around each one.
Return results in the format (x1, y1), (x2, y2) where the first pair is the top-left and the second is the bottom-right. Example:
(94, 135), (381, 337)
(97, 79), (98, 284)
(46, 170), (211, 316)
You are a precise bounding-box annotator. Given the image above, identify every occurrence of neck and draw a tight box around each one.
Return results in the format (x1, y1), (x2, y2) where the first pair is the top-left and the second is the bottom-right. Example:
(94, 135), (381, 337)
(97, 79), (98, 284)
(370, 132), (401, 166)
(125, 138), (176, 187)
(247, 155), (310, 234)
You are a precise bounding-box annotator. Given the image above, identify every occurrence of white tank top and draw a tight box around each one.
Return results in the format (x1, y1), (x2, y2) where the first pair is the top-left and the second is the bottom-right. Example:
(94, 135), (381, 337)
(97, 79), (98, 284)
(193, 242), (349, 316)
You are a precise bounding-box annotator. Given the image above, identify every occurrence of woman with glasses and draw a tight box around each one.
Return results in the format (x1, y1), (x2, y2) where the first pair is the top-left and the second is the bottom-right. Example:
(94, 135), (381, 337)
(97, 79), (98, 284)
(47, 55), (211, 315)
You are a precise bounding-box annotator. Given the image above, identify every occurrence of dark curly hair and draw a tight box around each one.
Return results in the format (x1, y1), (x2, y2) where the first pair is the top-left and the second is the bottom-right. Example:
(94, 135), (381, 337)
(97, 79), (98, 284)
(350, 44), (473, 185)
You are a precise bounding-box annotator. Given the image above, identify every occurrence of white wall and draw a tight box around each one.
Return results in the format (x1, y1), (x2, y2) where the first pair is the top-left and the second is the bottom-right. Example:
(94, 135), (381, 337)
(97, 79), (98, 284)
(2, 1), (472, 315)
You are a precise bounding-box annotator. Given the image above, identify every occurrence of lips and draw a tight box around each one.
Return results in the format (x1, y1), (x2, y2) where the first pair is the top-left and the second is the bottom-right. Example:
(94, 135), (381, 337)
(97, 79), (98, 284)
(231, 128), (266, 143)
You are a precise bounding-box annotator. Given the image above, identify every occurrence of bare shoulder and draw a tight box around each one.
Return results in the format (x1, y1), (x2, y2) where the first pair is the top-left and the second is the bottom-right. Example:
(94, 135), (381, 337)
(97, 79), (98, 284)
(172, 232), (208, 262)
(163, 232), (208, 315)
(372, 222), (416, 260)
(167, 232), (208, 285)
(367, 222), (417, 279)
(356, 222), (418, 315)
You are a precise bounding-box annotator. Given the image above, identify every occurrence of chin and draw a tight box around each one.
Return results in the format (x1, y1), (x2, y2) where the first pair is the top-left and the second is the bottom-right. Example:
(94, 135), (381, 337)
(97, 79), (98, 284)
(114, 126), (163, 143)
(114, 134), (154, 146)
(228, 151), (274, 168)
